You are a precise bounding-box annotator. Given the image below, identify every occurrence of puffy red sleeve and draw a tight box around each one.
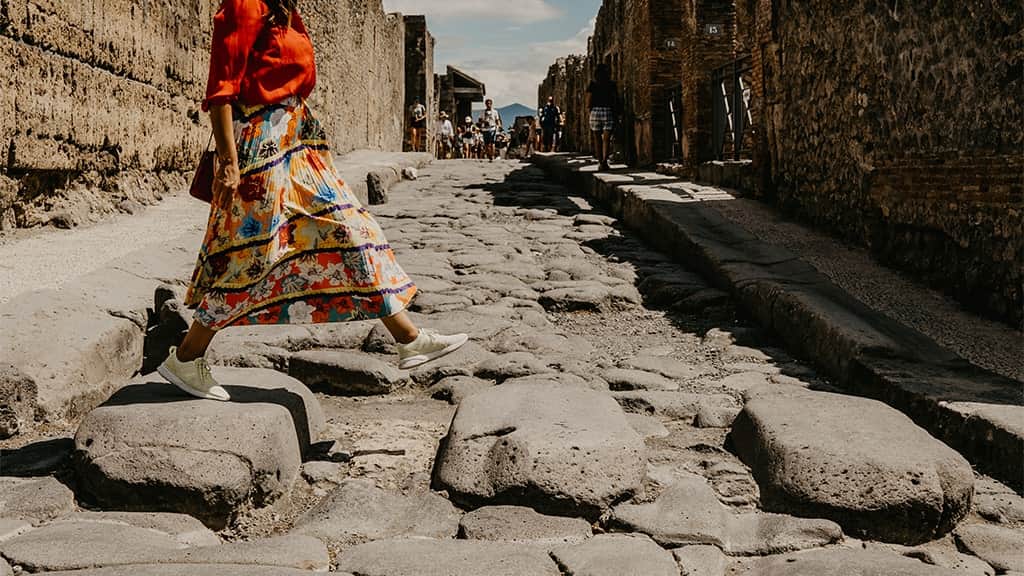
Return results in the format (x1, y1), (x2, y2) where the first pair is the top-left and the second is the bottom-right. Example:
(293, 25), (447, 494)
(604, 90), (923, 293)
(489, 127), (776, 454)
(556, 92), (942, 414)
(203, 0), (268, 111)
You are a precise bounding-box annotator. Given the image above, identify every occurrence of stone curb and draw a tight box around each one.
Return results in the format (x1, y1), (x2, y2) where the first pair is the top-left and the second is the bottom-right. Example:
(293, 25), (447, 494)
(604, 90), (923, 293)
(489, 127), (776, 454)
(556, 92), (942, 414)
(0, 152), (431, 437)
(532, 153), (1023, 491)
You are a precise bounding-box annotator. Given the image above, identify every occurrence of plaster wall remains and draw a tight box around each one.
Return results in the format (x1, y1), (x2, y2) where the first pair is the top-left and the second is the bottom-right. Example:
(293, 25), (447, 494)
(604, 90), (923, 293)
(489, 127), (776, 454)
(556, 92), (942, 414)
(1, 0), (410, 230)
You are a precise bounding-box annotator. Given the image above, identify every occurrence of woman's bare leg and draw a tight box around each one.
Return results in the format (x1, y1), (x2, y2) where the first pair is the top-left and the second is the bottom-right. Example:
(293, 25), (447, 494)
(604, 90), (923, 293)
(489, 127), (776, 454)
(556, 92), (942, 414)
(381, 311), (419, 344)
(601, 130), (612, 164)
(176, 321), (217, 362)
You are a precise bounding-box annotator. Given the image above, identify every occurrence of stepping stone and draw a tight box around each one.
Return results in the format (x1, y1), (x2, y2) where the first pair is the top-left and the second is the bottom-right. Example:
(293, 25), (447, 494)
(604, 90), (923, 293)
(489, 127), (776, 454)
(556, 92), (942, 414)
(337, 538), (560, 576)
(611, 473), (841, 555)
(672, 545), (728, 576)
(731, 387), (974, 544)
(602, 368), (679, 391)
(410, 292), (473, 314)
(488, 328), (596, 359)
(954, 523), (1024, 572)
(434, 381), (646, 519)
(35, 565), (330, 575)
(734, 548), (961, 575)
(74, 368), (324, 529)
(0, 477), (75, 523)
(52, 511), (220, 546)
(289, 350), (409, 395)
(428, 375), (494, 404)
(551, 533), (678, 576)
(292, 479), (461, 544)
(474, 352), (551, 382)
(458, 506), (592, 547)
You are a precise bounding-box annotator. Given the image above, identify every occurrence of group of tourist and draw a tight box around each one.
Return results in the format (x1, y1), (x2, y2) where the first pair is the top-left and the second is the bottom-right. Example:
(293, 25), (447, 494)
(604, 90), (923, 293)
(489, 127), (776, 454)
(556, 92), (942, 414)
(409, 63), (618, 169)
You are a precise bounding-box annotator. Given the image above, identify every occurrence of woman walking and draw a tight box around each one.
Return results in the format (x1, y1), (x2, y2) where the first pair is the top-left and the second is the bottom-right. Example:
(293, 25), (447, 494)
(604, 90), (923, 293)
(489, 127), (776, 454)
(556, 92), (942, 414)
(587, 63), (618, 171)
(160, 0), (467, 401)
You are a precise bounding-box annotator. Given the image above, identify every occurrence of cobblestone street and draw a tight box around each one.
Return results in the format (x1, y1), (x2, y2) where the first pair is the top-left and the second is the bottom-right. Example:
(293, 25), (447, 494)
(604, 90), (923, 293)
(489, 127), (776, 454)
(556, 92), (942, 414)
(1, 159), (1020, 575)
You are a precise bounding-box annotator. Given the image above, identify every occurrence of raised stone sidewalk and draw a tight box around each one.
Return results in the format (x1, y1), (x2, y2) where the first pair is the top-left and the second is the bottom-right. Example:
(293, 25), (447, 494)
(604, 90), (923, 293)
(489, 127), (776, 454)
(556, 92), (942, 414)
(532, 153), (1024, 492)
(0, 151), (431, 440)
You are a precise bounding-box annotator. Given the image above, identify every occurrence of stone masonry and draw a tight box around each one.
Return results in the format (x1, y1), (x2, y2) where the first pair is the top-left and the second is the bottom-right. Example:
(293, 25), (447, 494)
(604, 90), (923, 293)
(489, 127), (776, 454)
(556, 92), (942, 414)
(541, 0), (1023, 326)
(0, 0), (420, 230)
(403, 15), (437, 152)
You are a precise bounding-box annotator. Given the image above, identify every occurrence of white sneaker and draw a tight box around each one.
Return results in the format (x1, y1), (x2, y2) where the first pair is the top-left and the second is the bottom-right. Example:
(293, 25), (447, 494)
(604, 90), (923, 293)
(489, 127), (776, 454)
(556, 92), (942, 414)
(396, 329), (469, 370)
(157, 347), (231, 402)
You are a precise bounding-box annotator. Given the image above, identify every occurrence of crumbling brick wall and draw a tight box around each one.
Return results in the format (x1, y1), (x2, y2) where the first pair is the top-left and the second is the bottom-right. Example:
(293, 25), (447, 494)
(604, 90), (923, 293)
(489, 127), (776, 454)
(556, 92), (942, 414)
(759, 0), (1023, 324)
(0, 0), (408, 229)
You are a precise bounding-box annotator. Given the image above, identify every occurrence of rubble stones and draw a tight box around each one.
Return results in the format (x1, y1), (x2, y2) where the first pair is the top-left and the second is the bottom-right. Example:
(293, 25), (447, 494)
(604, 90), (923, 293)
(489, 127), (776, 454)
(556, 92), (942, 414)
(551, 533), (679, 576)
(434, 382), (645, 519)
(293, 479), (461, 544)
(289, 350), (409, 395)
(337, 539), (561, 576)
(0, 477), (75, 523)
(731, 388), (974, 544)
(458, 505), (592, 547)
(74, 368), (324, 529)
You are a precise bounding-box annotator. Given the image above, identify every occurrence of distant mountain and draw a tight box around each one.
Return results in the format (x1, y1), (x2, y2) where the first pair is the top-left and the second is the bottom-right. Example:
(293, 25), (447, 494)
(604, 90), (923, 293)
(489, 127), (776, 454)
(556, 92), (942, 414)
(473, 103), (536, 123)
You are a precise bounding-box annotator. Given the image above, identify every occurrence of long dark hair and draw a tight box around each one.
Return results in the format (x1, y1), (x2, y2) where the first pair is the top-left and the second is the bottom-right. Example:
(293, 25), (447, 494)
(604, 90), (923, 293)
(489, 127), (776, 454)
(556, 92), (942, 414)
(596, 63), (612, 84)
(264, 0), (298, 26)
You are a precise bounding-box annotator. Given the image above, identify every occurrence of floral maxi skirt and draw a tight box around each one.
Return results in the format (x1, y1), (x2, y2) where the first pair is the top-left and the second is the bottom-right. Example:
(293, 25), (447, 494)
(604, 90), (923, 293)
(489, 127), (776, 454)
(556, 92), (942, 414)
(184, 97), (417, 330)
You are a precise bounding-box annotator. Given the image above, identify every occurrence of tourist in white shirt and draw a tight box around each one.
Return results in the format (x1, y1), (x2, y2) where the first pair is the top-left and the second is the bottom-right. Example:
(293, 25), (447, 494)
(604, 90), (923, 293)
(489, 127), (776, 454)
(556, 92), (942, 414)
(436, 111), (454, 159)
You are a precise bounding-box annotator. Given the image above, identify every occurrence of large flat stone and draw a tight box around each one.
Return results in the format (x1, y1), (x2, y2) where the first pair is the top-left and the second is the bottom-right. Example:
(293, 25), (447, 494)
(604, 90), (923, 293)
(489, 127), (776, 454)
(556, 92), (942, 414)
(603, 368), (679, 391)
(337, 539), (560, 576)
(733, 548), (961, 575)
(612, 391), (738, 420)
(458, 505), (592, 547)
(51, 511), (220, 546)
(0, 477), (75, 523)
(434, 381), (646, 519)
(731, 387), (974, 544)
(74, 367), (324, 529)
(551, 533), (678, 576)
(611, 473), (841, 555)
(672, 545), (728, 576)
(289, 350), (409, 395)
(1, 520), (326, 572)
(954, 523), (1024, 572)
(292, 479), (461, 544)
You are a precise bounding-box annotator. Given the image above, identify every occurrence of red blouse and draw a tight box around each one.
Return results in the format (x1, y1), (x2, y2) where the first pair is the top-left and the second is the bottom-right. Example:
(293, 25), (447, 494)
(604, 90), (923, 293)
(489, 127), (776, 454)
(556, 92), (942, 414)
(203, 0), (317, 111)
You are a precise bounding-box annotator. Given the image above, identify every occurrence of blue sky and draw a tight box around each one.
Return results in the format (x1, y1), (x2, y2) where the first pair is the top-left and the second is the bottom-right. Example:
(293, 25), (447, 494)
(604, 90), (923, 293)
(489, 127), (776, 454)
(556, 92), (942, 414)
(383, 0), (601, 108)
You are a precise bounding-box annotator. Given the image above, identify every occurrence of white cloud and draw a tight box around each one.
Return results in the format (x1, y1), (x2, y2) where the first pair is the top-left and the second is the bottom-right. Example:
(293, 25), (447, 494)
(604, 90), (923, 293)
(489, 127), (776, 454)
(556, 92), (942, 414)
(383, 0), (562, 23)
(453, 18), (594, 107)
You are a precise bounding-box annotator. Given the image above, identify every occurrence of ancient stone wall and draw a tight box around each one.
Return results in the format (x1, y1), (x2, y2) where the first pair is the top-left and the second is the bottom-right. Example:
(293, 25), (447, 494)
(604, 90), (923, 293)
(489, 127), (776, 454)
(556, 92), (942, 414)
(403, 15), (436, 151)
(0, 0), (409, 229)
(759, 0), (1022, 324)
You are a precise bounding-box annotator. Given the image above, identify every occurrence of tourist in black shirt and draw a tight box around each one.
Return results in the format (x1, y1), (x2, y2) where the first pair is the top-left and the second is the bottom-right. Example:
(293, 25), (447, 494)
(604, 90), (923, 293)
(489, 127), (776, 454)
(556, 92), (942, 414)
(587, 64), (618, 170)
(539, 96), (561, 152)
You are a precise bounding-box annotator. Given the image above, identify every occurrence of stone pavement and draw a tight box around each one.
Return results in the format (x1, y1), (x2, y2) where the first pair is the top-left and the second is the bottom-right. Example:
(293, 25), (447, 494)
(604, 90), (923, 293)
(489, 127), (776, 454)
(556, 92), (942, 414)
(0, 159), (1021, 574)
(533, 153), (1023, 493)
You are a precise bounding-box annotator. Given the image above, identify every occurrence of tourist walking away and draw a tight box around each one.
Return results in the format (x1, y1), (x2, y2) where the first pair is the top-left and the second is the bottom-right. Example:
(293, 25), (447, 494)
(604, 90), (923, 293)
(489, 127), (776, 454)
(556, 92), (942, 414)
(460, 116), (475, 159)
(409, 97), (427, 152)
(436, 111), (454, 159)
(524, 117), (537, 158)
(539, 96), (561, 152)
(480, 99), (503, 161)
(588, 63), (618, 171)
(160, 0), (468, 402)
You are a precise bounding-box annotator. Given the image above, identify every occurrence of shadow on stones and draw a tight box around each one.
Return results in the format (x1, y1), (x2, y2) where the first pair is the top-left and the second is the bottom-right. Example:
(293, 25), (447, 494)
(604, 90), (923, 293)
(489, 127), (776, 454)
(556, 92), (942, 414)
(101, 382), (314, 457)
(476, 163), (816, 384)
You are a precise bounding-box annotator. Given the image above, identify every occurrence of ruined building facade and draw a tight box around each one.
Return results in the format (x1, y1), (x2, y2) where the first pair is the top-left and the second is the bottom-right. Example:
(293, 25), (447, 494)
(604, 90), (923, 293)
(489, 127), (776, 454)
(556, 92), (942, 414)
(1, 0), (433, 230)
(403, 15), (437, 151)
(541, 0), (1022, 324)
